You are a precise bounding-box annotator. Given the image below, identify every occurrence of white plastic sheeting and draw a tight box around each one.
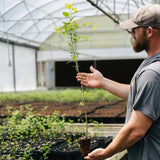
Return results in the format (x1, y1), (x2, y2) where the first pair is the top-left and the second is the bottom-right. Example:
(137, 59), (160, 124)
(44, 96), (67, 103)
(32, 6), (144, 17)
(0, 41), (37, 92)
(14, 45), (37, 91)
(0, 0), (151, 47)
(0, 42), (14, 91)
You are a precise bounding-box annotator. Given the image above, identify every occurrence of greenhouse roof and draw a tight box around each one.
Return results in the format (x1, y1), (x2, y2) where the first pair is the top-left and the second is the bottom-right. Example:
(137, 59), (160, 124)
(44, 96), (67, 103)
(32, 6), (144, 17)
(0, 0), (151, 47)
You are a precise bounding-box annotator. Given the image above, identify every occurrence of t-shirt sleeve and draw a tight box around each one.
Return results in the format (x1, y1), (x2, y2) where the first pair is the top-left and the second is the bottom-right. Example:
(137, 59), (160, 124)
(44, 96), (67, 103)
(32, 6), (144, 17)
(133, 69), (160, 121)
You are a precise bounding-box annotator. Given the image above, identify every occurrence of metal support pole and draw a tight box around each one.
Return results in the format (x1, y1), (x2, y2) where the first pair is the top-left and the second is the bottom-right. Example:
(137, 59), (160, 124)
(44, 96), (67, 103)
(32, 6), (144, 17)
(86, 0), (131, 34)
(86, 0), (119, 24)
(12, 44), (16, 92)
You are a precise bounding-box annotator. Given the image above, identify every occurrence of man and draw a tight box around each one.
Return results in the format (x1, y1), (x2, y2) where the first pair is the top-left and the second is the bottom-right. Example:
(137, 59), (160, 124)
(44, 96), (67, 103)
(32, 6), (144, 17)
(76, 4), (160, 160)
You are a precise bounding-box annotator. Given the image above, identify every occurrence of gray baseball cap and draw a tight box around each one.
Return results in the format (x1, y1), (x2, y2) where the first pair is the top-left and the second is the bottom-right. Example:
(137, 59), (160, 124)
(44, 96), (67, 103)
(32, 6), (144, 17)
(119, 4), (160, 30)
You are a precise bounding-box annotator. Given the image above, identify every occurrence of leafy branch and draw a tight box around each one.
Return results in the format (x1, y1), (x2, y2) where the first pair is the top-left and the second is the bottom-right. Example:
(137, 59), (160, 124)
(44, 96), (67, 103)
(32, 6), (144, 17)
(55, 1), (97, 137)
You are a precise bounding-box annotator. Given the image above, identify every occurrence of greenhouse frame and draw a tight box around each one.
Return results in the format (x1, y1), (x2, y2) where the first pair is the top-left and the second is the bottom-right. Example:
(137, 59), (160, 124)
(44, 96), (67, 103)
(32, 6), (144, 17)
(0, 0), (158, 92)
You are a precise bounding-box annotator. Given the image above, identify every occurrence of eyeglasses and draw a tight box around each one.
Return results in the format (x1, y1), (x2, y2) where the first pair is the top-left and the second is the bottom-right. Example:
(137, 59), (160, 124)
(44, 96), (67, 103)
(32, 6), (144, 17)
(127, 27), (140, 34)
(132, 27), (140, 32)
(128, 26), (160, 35)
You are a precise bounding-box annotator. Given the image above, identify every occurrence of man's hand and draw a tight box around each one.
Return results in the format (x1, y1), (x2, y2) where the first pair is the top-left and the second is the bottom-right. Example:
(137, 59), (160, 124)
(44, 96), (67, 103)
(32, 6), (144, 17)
(76, 65), (129, 100)
(84, 148), (106, 160)
(76, 66), (104, 88)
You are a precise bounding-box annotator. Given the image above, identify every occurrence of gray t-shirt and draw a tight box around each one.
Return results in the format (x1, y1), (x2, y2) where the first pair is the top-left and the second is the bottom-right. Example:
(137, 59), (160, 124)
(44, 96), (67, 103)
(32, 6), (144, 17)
(126, 52), (160, 160)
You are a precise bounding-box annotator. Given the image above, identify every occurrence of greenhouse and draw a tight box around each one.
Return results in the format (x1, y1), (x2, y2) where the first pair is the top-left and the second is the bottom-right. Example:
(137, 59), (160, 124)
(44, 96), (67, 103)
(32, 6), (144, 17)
(0, 0), (160, 160)
(0, 0), (154, 92)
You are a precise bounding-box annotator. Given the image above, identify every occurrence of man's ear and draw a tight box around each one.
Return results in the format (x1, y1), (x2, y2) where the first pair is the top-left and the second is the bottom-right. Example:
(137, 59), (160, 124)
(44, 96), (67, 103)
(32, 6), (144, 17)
(147, 27), (153, 37)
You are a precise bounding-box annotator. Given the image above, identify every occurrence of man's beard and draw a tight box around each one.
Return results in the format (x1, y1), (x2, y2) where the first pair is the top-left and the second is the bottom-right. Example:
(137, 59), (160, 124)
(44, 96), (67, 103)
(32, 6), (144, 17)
(131, 30), (150, 53)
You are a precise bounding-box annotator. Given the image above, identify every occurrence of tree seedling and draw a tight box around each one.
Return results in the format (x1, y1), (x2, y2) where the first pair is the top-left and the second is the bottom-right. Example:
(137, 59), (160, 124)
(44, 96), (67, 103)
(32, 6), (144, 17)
(54, 1), (97, 158)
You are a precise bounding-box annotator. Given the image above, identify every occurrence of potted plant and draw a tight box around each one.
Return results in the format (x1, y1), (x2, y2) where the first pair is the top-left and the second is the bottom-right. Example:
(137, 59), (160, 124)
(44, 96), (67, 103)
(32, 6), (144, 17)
(54, 1), (97, 159)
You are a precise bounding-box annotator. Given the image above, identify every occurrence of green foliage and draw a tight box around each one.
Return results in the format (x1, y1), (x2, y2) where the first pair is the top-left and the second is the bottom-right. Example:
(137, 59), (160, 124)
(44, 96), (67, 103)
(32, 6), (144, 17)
(0, 102), (108, 159)
(0, 105), (104, 159)
(0, 89), (122, 103)
(86, 89), (122, 102)
(54, 1), (98, 137)
(54, 1), (97, 64)
(63, 12), (69, 17)
(0, 107), (66, 159)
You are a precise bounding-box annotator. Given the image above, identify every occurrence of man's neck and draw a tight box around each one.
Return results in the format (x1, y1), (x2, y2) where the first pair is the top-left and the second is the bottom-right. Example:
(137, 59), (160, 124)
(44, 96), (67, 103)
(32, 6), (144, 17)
(146, 41), (160, 58)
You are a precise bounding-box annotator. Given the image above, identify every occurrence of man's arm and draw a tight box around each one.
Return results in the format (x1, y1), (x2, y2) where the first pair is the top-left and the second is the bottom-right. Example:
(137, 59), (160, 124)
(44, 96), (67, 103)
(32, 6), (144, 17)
(84, 110), (153, 160)
(102, 78), (130, 100)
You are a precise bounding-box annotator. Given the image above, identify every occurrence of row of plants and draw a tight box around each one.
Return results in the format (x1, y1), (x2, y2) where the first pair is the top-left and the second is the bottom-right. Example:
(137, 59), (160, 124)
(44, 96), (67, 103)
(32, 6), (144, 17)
(0, 105), (63, 159)
(0, 105), (111, 160)
(0, 2), (117, 159)
(0, 88), (122, 104)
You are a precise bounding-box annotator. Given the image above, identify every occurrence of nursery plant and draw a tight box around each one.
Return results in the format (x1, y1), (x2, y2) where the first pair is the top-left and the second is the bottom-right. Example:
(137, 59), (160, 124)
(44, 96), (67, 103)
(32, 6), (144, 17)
(55, 2), (97, 158)
(0, 105), (67, 159)
(55, 1), (96, 136)
(0, 104), (113, 160)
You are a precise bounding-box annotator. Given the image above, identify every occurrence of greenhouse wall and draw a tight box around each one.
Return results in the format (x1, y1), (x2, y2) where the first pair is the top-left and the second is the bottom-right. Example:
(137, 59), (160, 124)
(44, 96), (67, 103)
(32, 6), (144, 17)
(0, 41), (37, 92)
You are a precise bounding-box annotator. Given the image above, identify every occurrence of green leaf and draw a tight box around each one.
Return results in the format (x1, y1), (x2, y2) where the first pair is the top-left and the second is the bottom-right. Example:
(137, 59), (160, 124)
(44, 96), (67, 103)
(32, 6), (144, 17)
(56, 30), (61, 34)
(73, 33), (78, 37)
(62, 22), (68, 25)
(64, 27), (69, 32)
(70, 51), (74, 55)
(72, 7), (78, 13)
(73, 37), (78, 42)
(68, 22), (73, 27)
(65, 3), (71, 9)
(82, 22), (91, 26)
(63, 12), (69, 17)
(77, 37), (81, 41)
(79, 102), (84, 107)
(73, 25), (78, 31)
(68, 42), (72, 47)
(70, 17), (74, 21)
(72, 56), (76, 62)
(63, 33), (66, 36)
(84, 91), (90, 97)
(82, 23), (87, 26)
(54, 25), (61, 31)
(54, 28), (59, 30)
(75, 52), (79, 56)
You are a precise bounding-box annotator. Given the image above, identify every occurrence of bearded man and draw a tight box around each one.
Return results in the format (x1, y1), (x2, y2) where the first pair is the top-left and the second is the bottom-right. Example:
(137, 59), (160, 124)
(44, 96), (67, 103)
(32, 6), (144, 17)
(76, 4), (160, 160)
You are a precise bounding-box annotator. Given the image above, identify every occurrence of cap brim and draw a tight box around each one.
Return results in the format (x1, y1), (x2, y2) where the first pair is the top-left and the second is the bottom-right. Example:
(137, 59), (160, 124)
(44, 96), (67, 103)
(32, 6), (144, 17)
(119, 19), (138, 30)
